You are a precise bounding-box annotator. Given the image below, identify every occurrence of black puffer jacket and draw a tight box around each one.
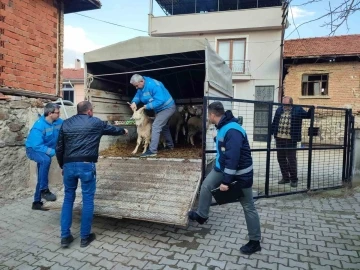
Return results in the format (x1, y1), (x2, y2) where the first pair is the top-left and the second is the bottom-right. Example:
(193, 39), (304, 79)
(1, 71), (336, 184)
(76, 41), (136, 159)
(56, 114), (125, 168)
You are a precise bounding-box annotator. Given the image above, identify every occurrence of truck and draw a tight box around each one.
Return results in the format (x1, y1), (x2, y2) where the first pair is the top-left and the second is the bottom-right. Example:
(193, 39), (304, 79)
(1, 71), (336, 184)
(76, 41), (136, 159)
(43, 36), (233, 227)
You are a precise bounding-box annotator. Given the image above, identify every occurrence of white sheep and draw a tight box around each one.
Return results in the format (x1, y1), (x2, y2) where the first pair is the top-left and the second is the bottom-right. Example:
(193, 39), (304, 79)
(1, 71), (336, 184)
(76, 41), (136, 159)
(131, 107), (152, 155)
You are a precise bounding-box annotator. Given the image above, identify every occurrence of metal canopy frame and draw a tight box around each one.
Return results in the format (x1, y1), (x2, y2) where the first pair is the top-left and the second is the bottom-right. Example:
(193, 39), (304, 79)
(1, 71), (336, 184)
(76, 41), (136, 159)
(63, 0), (101, 14)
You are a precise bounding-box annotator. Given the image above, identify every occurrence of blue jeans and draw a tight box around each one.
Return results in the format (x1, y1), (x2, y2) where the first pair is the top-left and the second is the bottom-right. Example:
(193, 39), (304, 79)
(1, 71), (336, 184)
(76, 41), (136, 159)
(26, 148), (51, 202)
(60, 162), (96, 239)
(196, 169), (261, 241)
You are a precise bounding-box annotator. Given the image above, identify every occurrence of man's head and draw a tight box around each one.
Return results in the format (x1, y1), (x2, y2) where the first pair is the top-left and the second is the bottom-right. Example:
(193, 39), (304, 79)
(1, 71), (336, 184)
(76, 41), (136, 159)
(44, 103), (60, 121)
(282, 96), (293, 106)
(208, 101), (225, 125)
(130, 74), (145, 90)
(77, 101), (93, 116)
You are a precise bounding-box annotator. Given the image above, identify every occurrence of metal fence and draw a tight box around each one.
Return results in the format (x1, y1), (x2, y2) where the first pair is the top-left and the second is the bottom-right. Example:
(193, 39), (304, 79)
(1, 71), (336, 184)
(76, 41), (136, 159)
(202, 96), (354, 198)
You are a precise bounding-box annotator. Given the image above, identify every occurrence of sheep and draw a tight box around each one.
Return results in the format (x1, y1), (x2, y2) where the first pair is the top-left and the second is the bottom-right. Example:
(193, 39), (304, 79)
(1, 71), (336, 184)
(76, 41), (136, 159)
(168, 107), (186, 144)
(184, 105), (204, 145)
(187, 115), (207, 146)
(130, 107), (152, 155)
(158, 106), (186, 148)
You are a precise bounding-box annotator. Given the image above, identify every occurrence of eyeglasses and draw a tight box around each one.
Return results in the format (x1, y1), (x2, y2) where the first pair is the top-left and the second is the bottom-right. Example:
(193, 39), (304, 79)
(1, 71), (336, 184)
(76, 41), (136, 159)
(52, 111), (60, 115)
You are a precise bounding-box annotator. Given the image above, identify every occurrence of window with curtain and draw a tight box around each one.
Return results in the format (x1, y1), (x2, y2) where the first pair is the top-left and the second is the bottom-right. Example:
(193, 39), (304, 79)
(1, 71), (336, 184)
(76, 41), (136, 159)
(217, 39), (246, 73)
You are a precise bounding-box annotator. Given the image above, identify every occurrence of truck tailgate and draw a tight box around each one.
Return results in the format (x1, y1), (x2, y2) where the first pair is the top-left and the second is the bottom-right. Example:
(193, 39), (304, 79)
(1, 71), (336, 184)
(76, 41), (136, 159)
(43, 157), (202, 227)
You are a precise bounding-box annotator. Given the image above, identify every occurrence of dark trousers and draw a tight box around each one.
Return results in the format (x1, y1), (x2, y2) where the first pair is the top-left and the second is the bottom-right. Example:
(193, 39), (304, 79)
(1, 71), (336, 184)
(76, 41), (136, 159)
(275, 138), (298, 181)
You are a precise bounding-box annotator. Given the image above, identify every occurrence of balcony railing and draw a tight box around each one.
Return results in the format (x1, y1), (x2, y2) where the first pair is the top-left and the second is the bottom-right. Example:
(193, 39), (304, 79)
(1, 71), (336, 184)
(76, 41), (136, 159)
(154, 0), (283, 16)
(224, 60), (250, 75)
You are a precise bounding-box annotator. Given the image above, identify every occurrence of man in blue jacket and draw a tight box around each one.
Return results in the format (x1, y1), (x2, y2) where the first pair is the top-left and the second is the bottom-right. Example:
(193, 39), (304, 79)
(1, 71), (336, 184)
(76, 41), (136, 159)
(271, 96), (314, 187)
(129, 74), (176, 157)
(25, 103), (63, 210)
(188, 101), (261, 255)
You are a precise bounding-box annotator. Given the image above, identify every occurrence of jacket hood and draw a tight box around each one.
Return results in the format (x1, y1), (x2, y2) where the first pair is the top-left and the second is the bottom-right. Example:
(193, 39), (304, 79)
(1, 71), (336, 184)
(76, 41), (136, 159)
(216, 110), (238, 129)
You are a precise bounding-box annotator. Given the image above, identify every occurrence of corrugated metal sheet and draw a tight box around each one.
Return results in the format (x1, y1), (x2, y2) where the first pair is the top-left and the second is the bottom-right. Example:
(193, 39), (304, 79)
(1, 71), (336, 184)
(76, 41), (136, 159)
(43, 157), (202, 227)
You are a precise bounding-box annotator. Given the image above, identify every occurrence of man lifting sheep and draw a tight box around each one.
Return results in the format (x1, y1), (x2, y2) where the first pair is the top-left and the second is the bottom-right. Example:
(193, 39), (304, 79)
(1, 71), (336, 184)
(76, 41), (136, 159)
(128, 74), (176, 157)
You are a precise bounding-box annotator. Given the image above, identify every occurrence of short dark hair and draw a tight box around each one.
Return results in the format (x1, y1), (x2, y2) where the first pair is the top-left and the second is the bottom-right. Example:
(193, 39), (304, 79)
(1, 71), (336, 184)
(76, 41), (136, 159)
(283, 96), (293, 104)
(208, 101), (225, 117)
(44, 103), (60, 116)
(77, 101), (93, 114)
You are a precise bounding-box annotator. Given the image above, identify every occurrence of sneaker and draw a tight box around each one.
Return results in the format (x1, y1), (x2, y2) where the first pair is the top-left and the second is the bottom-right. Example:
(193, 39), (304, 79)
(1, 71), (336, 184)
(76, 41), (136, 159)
(41, 189), (57, 201)
(188, 210), (208, 225)
(163, 145), (174, 151)
(80, 233), (96, 248)
(240, 240), (262, 255)
(140, 150), (157, 158)
(278, 179), (290, 184)
(61, 235), (74, 248)
(31, 201), (48, 211)
(290, 181), (298, 188)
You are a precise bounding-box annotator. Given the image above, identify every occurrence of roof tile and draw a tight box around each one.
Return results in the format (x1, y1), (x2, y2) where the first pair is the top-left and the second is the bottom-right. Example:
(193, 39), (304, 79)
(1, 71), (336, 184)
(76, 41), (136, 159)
(284, 34), (360, 58)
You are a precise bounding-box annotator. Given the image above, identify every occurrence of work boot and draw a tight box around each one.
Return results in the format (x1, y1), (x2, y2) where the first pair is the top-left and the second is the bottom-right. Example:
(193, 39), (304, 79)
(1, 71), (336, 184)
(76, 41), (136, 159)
(31, 201), (48, 211)
(278, 179), (290, 184)
(41, 189), (57, 201)
(80, 233), (96, 248)
(290, 181), (298, 188)
(188, 211), (208, 225)
(140, 150), (157, 158)
(61, 235), (74, 248)
(240, 240), (262, 255)
(164, 145), (174, 151)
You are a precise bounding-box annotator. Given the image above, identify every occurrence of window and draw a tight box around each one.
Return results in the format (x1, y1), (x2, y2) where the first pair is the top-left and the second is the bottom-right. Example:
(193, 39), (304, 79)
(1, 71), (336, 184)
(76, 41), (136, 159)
(302, 74), (328, 96)
(217, 39), (246, 73)
(62, 83), (74, 103)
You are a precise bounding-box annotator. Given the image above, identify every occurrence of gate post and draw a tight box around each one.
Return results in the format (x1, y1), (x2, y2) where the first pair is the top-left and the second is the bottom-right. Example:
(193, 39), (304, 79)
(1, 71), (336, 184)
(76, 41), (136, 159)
(307, 106), (315, 190)
(201, 96), (208, 182)
(345, 110), (353, 183)
(342, 109), (350, 182)
(265, 103), (273, 197)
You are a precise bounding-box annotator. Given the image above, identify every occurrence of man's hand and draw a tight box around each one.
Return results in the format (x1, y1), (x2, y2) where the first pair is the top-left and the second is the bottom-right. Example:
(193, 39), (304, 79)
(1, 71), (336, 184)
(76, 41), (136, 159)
(220, 184), (229, 191)
(127, 102), (137, 111)
(124, 129), (129, 136)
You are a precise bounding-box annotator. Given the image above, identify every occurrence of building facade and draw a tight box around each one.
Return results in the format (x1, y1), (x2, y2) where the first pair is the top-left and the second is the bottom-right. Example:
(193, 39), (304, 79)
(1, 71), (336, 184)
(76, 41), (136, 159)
(283, 35), (360, 114)
(62, 59), (85, 105)
(0, 0), (101, 198)
(149, 0), (287, 143)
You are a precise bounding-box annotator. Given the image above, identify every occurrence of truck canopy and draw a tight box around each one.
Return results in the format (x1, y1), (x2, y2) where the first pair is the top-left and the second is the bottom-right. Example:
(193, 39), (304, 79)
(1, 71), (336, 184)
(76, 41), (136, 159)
(84, 36), (233, 99)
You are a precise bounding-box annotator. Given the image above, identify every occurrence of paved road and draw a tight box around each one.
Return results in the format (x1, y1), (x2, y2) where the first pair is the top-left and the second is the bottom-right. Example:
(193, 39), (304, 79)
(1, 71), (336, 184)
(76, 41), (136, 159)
(1, 188), (360, 270)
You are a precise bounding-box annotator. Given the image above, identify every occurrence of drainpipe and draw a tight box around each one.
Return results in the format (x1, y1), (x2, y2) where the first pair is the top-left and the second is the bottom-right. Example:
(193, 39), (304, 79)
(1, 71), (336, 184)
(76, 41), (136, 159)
(55, 1), (64, 97)
(278, 1), (288, 102)
(148, 0), (153, 36)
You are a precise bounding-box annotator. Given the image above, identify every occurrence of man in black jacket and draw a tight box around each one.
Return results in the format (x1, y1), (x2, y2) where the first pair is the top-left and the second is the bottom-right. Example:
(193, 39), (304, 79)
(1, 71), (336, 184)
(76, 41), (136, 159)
(271, 96), (314, 187)
(56, 101), (128, 248)
(188, 102), (261, 255)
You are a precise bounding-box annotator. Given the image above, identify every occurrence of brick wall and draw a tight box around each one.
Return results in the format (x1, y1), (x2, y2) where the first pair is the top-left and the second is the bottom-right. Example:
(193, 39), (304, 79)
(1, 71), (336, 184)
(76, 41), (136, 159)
(0, 0), (60, 95)
(284, 62), (360, 112)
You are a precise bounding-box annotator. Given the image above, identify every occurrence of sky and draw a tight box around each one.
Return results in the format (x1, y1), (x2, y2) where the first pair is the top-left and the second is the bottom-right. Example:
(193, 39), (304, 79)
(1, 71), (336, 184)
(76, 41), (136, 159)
(63, 0), (360, 68)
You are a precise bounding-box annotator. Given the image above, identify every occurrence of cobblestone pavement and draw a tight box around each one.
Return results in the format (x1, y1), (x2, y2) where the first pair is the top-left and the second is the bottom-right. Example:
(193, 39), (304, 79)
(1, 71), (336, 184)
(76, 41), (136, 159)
(1, 188), (360, 270)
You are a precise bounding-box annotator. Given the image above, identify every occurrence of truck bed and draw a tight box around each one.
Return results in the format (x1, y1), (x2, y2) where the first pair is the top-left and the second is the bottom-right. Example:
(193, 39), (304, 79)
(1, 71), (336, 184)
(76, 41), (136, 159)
(43, 157), (202, 227)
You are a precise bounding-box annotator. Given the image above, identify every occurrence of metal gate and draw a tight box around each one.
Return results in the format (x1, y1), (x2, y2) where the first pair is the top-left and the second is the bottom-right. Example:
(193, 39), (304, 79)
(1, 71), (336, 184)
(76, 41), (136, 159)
(202, 96), (354, 198)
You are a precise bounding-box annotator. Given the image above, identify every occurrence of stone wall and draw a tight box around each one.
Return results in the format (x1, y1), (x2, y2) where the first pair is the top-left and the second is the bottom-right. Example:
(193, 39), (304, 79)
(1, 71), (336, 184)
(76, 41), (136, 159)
(0, 96), (48, 198)
(301, 110), (347, 146)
